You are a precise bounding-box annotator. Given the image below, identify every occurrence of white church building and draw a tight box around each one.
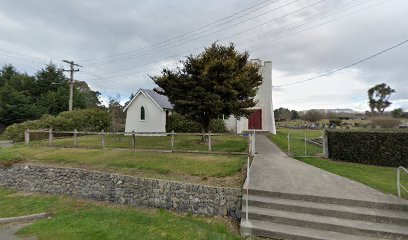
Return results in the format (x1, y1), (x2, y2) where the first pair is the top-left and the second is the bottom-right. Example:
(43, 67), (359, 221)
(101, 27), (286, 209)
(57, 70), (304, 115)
(124, 59), (276, 134)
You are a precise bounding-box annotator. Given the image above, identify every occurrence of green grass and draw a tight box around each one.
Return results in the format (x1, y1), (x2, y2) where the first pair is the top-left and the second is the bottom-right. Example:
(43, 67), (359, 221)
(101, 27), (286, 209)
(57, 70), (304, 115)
(0, 145), (246, 187)
(0, 188), (60, 218)
(268, 128), (408, 199)
(35, 134), (248, 153)
(0, 134), (8, 140)
(268, 128), (323, 157)
(0, 188), (242, 240)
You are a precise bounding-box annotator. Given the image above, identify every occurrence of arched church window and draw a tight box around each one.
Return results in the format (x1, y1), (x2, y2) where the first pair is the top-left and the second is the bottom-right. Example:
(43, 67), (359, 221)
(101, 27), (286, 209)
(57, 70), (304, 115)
(141, 106), (145, 120)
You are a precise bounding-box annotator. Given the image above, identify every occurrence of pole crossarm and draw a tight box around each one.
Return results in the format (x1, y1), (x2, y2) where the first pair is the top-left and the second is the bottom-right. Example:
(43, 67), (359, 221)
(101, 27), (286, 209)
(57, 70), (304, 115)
(62, 60), (82, 111)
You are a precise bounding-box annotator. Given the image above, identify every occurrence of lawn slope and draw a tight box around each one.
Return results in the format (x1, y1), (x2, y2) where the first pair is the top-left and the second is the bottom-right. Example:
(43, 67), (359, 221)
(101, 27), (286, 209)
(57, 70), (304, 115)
(0, 188), (242, 240)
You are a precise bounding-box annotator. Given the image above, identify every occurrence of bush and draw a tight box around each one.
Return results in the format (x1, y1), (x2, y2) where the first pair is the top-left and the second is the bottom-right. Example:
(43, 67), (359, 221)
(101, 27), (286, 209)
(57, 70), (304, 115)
(210, 119), (228, 133)
(166, 113), (227, 133)
(329, 119), (342, 126)
(302, 110), (323, 122)
(326, 129), (408, 167)
(370, 117), (400, 128)
(4, 109), (110, 142)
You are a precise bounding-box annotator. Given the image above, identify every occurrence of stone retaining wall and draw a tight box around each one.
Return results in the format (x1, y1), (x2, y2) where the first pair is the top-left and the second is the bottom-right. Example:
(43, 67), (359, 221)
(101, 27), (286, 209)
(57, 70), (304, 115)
(0, 164), (242, 218)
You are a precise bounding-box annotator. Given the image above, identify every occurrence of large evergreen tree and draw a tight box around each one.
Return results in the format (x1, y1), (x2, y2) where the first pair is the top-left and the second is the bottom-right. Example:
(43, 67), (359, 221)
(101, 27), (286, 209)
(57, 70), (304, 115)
(151, 43), (262, 135)
(0, 63), (102, 130)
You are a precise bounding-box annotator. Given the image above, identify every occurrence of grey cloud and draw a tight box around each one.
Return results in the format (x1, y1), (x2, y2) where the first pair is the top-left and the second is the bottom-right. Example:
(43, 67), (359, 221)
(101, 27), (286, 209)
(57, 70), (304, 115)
(0, 0), (406, 110)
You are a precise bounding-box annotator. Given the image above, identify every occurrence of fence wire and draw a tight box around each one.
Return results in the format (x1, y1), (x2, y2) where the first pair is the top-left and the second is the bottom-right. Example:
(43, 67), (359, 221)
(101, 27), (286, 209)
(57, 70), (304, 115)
(27, 129), (250, 155)
(287, 129), (324, 157)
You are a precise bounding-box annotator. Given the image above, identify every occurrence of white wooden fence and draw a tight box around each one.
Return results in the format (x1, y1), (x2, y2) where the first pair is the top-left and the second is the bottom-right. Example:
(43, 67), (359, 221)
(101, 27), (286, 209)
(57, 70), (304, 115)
(24, 128), (257, 156)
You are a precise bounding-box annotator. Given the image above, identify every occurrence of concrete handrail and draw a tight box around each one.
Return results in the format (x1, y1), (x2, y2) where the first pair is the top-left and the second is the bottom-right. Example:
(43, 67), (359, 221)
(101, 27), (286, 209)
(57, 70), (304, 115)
(397, 166), (408, 198)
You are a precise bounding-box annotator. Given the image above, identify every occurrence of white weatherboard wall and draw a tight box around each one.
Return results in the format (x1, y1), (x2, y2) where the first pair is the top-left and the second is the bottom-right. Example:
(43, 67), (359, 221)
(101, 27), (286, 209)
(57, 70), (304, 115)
(225, 60), (276, 134)
(124, 92), (166, 133)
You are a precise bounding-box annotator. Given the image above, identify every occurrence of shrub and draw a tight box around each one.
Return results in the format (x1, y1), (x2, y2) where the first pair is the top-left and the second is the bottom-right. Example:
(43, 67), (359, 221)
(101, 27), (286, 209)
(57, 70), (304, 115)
(209, 119), (228, 133)
(301, 110), (323, 122)
(329, 119), (342, 126)
(4, 109), (110, 142)
(166, 113), (200, 133)
(370, 117), (400, 129)
(166, 113), (227, 133)
(326, 129), (408, 167)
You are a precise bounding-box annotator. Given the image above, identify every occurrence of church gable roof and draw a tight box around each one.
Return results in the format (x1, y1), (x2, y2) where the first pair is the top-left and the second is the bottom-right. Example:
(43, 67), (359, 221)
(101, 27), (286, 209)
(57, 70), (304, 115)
(124, 88), (173, 112)
(141, 89), (174, 110)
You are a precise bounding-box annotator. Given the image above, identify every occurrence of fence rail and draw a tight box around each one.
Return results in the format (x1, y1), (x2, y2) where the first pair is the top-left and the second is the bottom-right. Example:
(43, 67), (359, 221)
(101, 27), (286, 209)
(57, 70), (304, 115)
(24, 128), (256, 156)
(287, 129), (324, 158)
(397, 166), (408, 198)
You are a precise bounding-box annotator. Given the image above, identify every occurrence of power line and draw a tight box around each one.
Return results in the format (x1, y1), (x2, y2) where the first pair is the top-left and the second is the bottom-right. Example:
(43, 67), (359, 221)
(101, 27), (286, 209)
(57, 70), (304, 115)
(1, 0), (394, 94)
(0, 50), (48, 65)
(274, 38), (408, 87)
(86, 0), (302, 66)
(80, 70), (133, 91)
(3, 0), (368, 82)
(85, 0), (325, 68)
(238, 0), (372, 46)
(243, 0), (389, 50)
(81, 0), (279, 63)
(84, 0), (373, 80)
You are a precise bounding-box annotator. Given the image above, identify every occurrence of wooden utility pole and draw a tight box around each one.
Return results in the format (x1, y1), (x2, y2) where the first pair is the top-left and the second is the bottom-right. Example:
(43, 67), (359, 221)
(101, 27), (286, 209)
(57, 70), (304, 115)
(62, 60), (82, 111)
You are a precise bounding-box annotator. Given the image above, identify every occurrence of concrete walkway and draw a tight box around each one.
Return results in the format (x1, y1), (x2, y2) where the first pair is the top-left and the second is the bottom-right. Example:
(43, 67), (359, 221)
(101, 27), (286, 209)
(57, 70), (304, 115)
(244, 135), (407, 204)
(0, 221), (37, 240)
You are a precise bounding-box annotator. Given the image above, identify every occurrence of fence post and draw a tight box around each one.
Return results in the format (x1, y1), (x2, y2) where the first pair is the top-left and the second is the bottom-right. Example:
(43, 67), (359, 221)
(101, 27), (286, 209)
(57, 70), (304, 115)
(246, 155), (250, 222)
(248, 131), (253, 156)
(171, 130), (175, 151)
(323, 131), (329, 158)
(252, 129), (256, 155)
(304, 131), (307, 156)
(287, 131), (290, 156)
(208, 131), (212, 152)
(24, 128), (30, 145)
(397, 168), (401, 198)
(132, 130), (136, 150)
(48, 128), (53, 147)
(101, 130), (105, 149)
(74, 129), (78, 147)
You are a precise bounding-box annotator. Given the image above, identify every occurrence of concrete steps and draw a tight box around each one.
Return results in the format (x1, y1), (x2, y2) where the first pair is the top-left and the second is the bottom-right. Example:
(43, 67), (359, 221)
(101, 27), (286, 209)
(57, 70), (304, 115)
(245, 194), (408, 226)
(240, 191), (408, 240)
(241, 220), (385, 240)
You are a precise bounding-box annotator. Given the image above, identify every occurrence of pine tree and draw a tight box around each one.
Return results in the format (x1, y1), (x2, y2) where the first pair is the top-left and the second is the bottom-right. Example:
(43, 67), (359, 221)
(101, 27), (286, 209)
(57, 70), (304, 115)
(151, 43), (262, 138)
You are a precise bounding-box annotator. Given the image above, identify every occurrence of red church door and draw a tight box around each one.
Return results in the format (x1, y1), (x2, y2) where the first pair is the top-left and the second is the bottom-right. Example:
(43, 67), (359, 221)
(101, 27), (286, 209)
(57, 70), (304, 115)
(248, 109), (262, 130)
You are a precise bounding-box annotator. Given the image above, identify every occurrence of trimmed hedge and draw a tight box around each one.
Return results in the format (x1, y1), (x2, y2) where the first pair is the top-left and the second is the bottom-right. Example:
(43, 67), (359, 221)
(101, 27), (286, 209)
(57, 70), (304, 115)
(326, 129), (408, 167)
(4, 109), (110, 142)
(165, 113), (227, 133)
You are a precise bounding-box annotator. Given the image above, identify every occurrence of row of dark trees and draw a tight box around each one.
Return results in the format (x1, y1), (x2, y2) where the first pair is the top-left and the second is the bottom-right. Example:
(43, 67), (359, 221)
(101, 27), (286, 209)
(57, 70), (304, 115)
(273, 107), (299, 121)
(0, 64), (101, 132)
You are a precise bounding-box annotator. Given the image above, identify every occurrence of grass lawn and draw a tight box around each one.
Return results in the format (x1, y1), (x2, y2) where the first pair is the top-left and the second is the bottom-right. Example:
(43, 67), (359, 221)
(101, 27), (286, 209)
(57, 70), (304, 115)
(267, 128), (408, 199)
(0, 188), (242, 240)
(33, 134), (248, 153)
(268, 128), (323, 157)
(0, 145), (247, 187)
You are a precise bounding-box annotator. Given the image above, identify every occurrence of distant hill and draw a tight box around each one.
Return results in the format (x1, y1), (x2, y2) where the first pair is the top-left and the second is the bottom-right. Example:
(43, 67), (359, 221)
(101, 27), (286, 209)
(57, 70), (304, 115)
(299, 109), (360, 115)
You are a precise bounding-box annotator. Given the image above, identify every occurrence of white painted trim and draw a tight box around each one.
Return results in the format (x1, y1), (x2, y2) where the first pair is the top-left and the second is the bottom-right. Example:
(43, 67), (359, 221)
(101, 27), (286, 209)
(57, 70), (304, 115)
(123, 89), (164, 112)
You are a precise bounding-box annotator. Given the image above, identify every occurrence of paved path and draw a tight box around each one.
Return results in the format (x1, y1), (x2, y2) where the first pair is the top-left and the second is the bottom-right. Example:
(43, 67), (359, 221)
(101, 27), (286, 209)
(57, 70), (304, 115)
(0, 221), (36, 240)
(244, 135), (407, 204)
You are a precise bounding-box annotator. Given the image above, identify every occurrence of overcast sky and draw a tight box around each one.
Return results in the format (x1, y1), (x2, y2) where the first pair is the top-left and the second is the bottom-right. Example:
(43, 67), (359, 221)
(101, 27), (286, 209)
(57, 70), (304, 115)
(0, 0), (407, 111)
